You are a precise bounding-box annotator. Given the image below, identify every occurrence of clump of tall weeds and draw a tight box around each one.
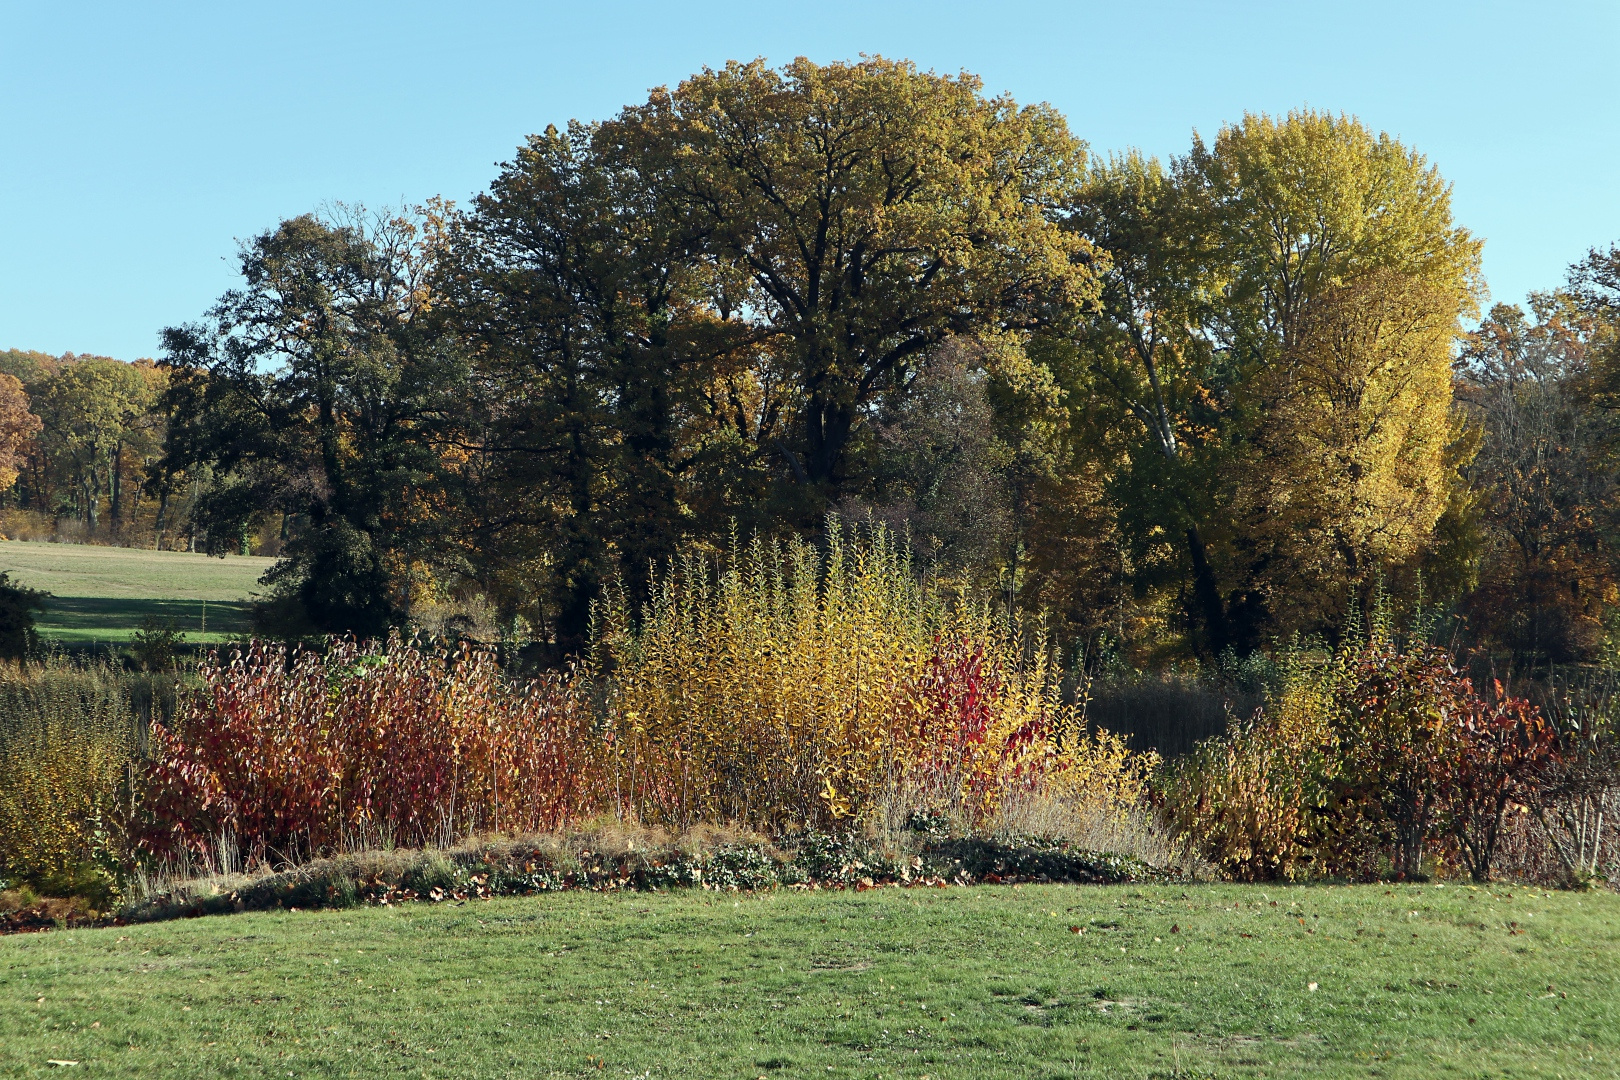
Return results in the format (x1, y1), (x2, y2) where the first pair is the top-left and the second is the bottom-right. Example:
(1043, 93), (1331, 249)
(0, 657), (137, 906)
(588, 522), (1144, 834)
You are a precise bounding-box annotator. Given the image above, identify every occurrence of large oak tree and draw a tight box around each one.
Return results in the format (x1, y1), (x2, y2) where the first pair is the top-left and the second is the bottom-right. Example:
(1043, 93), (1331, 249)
(603, 57), (1097, 501)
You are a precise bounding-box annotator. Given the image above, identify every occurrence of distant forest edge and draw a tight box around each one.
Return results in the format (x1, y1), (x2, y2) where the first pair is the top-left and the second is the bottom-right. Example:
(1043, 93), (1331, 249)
(1, 57), (1617, 667)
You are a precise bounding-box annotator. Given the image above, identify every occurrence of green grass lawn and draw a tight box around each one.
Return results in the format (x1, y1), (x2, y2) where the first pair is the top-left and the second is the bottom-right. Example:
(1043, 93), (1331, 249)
(2, 884), (1615, 1078)
(0, 541), (271, 642)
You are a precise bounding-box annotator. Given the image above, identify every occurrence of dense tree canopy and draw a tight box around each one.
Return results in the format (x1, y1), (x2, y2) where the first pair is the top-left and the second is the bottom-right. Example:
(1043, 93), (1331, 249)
(0, 349), (167, 540)
(1457, 293), (1620, 662)
(605, 58), (1096, 498)
(436, 124), (706, 652)
(0, 375), (42, 494)
(6, 59), (1616, 669)
(1058, 111), (1482, 655)
(431, 57), (1100, 654)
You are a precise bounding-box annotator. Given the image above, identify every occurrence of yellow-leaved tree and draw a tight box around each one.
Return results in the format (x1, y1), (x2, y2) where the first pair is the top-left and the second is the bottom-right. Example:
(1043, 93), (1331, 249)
(1195, 111), (1481, 631)
(1069, 110), (1482, 653)
(1246, 270), (1466, 630)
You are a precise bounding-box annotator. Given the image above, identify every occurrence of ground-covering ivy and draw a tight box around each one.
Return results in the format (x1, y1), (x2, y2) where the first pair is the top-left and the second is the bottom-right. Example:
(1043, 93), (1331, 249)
(88, 834), (1165, 930)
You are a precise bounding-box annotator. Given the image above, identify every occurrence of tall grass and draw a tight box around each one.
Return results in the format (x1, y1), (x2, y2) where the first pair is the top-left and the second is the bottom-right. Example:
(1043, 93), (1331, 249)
(590, 523), (1144, 833)
(0, 657), (137, 900)
(1527, 667), (1620, 886)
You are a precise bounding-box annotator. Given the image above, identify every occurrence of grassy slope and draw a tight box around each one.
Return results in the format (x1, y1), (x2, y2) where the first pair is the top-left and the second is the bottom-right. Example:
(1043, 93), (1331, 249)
(2, 884), (1615, 1078)
(0, 541), (272, 642)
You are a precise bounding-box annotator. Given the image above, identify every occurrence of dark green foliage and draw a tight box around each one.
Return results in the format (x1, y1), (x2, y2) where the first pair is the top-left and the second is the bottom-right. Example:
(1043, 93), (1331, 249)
(129, 616), (184, 672)
(160, 209), (464, 639)
(113, 831), (1175, 928)
(437, 126), (703, 654)
(0, 571), (46, 660)
(924, 837), (1164, 885)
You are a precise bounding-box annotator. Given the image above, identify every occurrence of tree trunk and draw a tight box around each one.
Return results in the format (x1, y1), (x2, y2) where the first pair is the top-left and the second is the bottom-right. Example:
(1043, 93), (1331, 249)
(1185, 526), (1229, 655)
(804, 394), (854, 492)
(109, 444), (124, 529)
(154, 489), (169, 550)
(553, 413), (600, 659)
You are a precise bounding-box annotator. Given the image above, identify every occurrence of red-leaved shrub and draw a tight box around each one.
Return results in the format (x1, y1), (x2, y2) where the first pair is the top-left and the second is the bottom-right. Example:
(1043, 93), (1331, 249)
(142, 636), (601, 864)
(1163, 634), (1559, 882)
(896, 641), (1050, 824)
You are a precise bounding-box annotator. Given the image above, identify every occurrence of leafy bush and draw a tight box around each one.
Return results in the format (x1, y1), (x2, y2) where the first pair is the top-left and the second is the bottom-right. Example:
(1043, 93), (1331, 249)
(130, 616), (185, 672)
(1161, 629), (1558, 883)
(0, 658), (135, 906)
(589, 523), (1137, 832)
(1158, 647), (1342, 881)
(0, 528), (1156, 897)
(142, 635), (602, 864)
(0, 571), (46, 661)
(1435, 676), (1556, 882)
(123, 526), (1153, 877)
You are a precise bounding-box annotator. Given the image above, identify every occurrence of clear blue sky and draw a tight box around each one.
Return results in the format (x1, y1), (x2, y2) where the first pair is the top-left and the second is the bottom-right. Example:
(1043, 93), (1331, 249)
(3, 1), (1616, 361)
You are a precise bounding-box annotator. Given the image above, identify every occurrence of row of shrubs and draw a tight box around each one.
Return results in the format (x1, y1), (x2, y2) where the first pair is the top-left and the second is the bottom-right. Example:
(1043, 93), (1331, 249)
(2, 527), (1617, 927)
(2, 527), (1159, 918)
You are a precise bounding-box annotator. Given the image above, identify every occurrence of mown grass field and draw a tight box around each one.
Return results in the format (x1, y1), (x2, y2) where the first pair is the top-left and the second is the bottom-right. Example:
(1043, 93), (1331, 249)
(2, 883), (1615, 1078)
(0, 541), (271, 642)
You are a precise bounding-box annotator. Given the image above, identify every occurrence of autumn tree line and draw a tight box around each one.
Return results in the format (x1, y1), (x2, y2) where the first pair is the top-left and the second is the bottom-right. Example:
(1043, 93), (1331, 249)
(5, 58), (1619, 669)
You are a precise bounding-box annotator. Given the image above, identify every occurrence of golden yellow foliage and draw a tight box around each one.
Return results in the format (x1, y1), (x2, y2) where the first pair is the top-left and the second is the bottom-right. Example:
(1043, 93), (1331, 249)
(1245, 270), (1466, 628)
(590, 521), (1144, 832)
(0, 373), (41, 492)
(0, 662), (133, 889)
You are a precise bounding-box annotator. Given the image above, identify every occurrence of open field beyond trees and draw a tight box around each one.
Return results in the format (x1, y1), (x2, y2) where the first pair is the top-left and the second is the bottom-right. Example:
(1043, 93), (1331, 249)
(3, 884), (1617, 1079)
(0, 541), (267, 642)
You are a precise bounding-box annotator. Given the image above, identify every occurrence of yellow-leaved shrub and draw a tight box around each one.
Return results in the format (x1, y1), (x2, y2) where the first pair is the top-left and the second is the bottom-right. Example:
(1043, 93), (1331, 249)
(1159, 648), (1344, 881)
(589, 522), (1145, 832)
(0, 661), (134, 898)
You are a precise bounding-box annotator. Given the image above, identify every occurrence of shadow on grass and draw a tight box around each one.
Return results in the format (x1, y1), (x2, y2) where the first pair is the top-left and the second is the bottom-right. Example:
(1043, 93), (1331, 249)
(35, 596), (255, 642)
